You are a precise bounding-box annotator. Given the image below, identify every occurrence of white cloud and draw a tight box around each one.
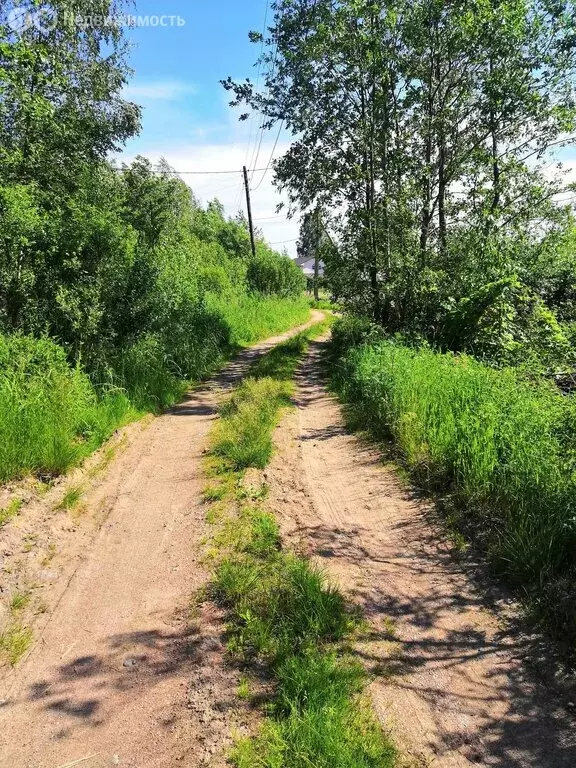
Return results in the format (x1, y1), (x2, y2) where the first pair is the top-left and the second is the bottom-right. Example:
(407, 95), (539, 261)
(122, 80), (197, 101)
(119, 137), (302, 257)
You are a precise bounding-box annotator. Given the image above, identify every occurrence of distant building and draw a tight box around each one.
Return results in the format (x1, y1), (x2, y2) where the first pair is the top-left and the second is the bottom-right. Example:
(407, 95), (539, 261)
(295, 253), (324, 277)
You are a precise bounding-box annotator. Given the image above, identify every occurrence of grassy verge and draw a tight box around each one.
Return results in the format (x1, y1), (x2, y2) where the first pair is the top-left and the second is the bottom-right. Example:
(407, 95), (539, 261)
(0, 297), (310, 486)
(210, 294), (311, 347)
(328, 316), (576, 644)
(203, 317), (397, 767)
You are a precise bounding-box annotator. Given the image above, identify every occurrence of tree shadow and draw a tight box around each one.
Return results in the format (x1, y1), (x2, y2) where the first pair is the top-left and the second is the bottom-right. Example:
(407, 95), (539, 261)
(23, 623), (202, 730)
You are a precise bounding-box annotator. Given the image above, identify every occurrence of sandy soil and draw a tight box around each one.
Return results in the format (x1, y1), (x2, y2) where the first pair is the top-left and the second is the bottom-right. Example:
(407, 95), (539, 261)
(0, 312), (324, 768)
(264, 337), (576, 768)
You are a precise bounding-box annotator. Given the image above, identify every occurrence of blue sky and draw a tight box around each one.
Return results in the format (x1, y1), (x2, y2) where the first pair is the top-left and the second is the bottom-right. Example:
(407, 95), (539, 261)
(119, 0), (299, 253)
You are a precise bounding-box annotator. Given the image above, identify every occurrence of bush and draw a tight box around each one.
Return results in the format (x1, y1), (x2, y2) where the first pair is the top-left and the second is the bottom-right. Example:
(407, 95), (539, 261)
(0, 334), (133, 482)
(0, 293), (310, 483)
(330, 330), (576, 635)
(0, 158), (310, 484)
(443, 277), (573, 370)
(329, 314), (384, 358)
(247, 247), (307, 297)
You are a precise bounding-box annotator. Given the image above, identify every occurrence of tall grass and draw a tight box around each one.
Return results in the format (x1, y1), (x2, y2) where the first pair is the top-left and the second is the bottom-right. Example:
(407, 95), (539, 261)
(209, 294), (310, 346)
(0, 297), (311, 485)
(0, 335), (136, 483)
(330, 319), (576, 639)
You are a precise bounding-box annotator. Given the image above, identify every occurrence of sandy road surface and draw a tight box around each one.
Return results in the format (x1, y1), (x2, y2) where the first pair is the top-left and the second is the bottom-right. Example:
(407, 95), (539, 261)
(265, 337), (576, 768)
(0, 311), (324, 768)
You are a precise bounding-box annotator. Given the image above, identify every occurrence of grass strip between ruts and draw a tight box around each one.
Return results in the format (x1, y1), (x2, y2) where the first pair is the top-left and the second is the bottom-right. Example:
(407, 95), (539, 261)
(202, 315), (397, 768)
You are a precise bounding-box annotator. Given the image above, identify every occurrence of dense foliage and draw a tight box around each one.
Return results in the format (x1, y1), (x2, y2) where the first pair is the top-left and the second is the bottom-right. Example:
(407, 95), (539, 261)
(225, 0), (576, 369)
(0, 2), (307, 483)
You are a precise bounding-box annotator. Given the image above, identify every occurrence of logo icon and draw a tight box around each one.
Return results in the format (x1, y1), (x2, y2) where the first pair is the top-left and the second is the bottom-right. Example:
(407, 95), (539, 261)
(6, 7), (34, 33)
(6, 5), (54, 35)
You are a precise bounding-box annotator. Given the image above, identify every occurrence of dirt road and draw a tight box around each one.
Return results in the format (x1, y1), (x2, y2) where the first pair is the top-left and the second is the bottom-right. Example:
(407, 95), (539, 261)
(3, 320), (575, 768)
(0, 312), (324, 768)
(265, 338), (576, 768)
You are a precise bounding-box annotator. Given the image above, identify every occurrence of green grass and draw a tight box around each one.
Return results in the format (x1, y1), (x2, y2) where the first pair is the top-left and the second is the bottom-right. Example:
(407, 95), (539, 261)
(0, 498), (23, 527)
(56, 485), (84, 511)
(211, 318), (332, 471)
(310, 297), (342, 311)
(237, 675), (252, 700)
(213, 550), (351, 660)
(232, 652), (395, 768)
(204, 316), (396, 768)
(0, 623), (33, 666)
(0, 334), (139, 484)
(0, 298), (311, 486)
(10, 591), (30, 612)
(329, 318), (576, 641)
(212, 504), (394, 768)
(212, 379), (293, 470)
(210, 294), (311, 347)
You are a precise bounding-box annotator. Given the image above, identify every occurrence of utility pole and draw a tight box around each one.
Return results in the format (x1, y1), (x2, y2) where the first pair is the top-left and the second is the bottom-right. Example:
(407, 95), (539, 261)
(313, 206), (320, 301)
(243, 165), (256, 258)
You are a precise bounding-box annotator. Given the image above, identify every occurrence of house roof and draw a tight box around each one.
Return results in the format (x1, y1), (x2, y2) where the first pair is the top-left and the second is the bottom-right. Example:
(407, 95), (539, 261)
(295, 254), (311, 267)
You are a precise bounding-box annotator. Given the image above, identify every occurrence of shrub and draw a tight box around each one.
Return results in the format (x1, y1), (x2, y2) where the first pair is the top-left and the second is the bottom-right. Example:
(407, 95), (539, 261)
(247, 247), (307, 297)
(329, 314), (384, 359)
(443, 277), (573, 370)
(0, 157), (310, 485)
(0, 295), (309, 483)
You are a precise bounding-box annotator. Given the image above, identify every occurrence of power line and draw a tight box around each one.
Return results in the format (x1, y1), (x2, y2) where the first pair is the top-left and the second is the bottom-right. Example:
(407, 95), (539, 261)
(249, 24), (280, 180)
(244, 0), (270, 170)
(231, 179), (245, 212)
(194, 181), (244, 196)
(269, 237), (298, 245)
(251, 119), (283, 192)
(113, 167), (269, 176)
(250, 120), (267, 181)
(163, 169), (254, 176)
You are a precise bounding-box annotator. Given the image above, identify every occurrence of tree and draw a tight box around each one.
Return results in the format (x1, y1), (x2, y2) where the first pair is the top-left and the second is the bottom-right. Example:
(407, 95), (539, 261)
(224, 0), (576, 360)
(297, 206), (324, 300)
(0, 0), (141, 331)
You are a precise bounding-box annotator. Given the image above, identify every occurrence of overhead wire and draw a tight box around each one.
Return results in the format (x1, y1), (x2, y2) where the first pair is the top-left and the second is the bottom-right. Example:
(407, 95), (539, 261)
(251, 118), (283, 191)
(249, 14), (280, 181)
(113, 167), (268, 175)
(253, 214), (289, 221)
(269, 237), (298, 245)
(244, 0), (270, 170)
(193, 181), (244, 197)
